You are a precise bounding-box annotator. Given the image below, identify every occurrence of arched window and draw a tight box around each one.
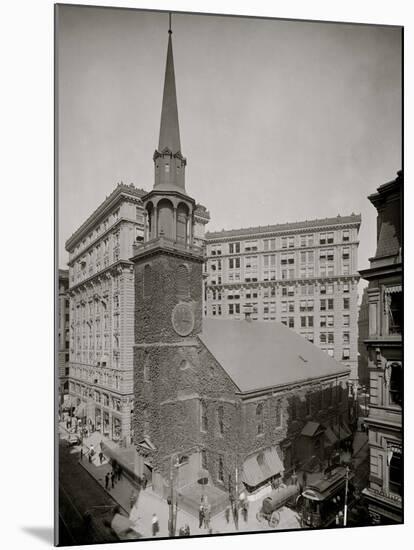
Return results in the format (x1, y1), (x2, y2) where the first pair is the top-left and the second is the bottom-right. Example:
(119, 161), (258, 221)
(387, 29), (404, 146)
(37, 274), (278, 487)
(146, 203), (154, 238)
(143, 264), (152, 298)
(256, 403), (264, 435)
(176, 203), (189, 244)
(177, 264), (190, 298)
(157, 199), (174, 238)
(200, 401), (208, 432)
(143, 406), (150, 436)
(217, 406), (224, 435)
(218, 456), (224, 482)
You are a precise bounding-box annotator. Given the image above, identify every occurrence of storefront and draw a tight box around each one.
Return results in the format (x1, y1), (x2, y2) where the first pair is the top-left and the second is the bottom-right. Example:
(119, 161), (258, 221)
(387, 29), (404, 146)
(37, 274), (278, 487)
(95, 408), (102, 432)
(112, 416), (122, 442)
(103, 411), (110, 436)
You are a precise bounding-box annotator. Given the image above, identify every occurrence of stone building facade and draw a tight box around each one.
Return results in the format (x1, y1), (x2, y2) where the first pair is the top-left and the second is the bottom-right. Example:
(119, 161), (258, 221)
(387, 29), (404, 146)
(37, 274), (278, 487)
(58, 269), (70, 406)
(204, 216), (361, 384)
(131, 27), (351, 507)
(65, 183), (147, 445)
(360, 170), (403, 524)
(358, 287), (370, 388)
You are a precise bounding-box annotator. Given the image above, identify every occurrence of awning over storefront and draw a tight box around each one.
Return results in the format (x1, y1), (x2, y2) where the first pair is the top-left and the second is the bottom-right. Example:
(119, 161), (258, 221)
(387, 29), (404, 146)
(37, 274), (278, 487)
(301, 421), (324, 438)
(384, 285), (402, 294)
(241, 447), (284, 488)
(62, 395), (76, 409)
(101, 441), (140, 480)
(74, 403), (86, 418)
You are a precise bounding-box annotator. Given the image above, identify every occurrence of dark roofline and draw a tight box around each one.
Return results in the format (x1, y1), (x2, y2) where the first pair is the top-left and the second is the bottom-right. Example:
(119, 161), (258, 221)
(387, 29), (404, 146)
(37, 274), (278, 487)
(368, 170), (403, 207)
(237, 369), (351, 399)
(205, 214), (361, 241)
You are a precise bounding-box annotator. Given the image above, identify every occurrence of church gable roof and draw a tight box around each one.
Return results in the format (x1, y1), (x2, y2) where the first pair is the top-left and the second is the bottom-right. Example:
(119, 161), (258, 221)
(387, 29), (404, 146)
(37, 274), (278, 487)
(199, 318), (349, 393)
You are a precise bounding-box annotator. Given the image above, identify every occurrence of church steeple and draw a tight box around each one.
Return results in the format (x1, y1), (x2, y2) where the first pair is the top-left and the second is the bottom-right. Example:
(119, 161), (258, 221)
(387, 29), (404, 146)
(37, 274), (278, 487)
(158, 28), (181, 154)
(153, 19), (187, 192)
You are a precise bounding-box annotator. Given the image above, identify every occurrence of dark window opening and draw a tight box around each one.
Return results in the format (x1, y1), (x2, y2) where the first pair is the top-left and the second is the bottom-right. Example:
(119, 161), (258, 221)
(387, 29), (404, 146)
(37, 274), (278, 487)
(389, 451), (402, 496)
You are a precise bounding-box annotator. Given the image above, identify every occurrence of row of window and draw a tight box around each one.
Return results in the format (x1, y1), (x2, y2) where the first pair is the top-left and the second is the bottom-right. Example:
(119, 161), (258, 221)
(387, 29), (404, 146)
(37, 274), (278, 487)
(209, 262), (353, 284)
(211, 298), (350, 313)
(208, 282), (351, 299)
(69, 380), (122, 403)
(210, 249), (352, 271)
(209, 230), (352, 256)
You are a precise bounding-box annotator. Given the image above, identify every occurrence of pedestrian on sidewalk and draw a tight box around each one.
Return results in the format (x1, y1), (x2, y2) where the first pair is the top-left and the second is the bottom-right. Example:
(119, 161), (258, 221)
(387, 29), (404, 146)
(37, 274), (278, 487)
(184, 524), (190, 536)
(80, 448), (83, 461)
(117, 464), (122, 481)
(242, 500), (249, 522)
(142, 473), (147, 490)
(198, 504), (205, 528)
(152, 513), (159, 537)
(204, 503), (211, 530)
(111, 471), (115, 489)
(225, 505), (230, 524)
(99, 451), (104, 464)
(105, 472), (110, 490)
(130, 490), (138, 510)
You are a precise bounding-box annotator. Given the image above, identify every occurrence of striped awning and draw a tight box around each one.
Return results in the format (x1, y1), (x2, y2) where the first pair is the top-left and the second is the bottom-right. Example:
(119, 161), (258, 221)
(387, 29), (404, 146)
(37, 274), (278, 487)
(385, 284), (402, 294)
(241, 447), (284, 488)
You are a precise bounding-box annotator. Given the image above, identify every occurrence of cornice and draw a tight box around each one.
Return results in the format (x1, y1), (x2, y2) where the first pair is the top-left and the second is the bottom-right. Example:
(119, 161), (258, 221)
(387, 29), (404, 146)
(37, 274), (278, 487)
(68, 260), (134, 293)
(131, 240), (204, 265)
(65, 184), (146, 251)
(68, 218), (144, 265)
(359, 262), (402, 281)
(205, 216), (362, 243)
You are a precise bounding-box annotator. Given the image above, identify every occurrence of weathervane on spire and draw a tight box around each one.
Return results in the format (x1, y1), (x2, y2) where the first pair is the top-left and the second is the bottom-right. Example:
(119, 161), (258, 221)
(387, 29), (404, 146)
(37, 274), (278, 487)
(168, 12), (172, 34)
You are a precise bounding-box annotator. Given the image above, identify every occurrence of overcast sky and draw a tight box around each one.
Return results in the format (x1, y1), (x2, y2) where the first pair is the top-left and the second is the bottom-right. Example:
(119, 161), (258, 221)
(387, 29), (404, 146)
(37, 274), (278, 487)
(57, 5), (402, 291)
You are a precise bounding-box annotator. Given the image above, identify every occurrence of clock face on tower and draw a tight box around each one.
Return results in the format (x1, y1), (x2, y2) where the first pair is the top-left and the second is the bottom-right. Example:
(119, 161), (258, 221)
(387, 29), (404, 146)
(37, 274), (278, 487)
(171, 302), (195, 336)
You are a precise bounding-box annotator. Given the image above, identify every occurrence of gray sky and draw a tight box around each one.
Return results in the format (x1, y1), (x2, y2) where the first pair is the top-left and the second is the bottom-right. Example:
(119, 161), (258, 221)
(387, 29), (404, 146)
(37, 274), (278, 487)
(57, 5), (402, 290)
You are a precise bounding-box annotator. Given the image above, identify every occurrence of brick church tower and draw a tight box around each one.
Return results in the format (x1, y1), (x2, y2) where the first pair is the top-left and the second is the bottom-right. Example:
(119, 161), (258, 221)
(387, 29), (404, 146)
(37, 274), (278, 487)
(131, 25), (206, 488)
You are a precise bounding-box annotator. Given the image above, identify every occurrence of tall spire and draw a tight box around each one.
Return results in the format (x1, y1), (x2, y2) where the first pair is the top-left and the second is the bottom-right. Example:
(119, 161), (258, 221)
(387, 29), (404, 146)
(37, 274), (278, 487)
(153, 16), (186, 192)
(158, 20), (181, 154)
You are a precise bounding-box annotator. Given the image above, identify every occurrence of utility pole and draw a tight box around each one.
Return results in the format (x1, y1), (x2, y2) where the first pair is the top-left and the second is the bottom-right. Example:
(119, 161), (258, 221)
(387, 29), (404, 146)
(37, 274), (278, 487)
(343, 465), (349, 526)
(168, 455), (174, 537)
(234, 462), (239, 530)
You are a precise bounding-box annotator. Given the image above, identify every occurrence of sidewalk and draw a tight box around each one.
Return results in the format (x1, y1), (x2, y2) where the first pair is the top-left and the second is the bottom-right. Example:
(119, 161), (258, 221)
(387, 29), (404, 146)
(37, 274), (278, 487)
(77, 446), (300, 537)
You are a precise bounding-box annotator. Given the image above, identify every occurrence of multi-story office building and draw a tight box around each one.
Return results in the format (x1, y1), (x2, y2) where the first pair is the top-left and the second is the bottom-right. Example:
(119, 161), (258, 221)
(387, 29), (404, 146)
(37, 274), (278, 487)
(65, 183), (209, 445)
(58, 269), (70, 406)
(360, 170), (403, 524)
(204, 216), (361, 382)
(65, 183), (145, 445)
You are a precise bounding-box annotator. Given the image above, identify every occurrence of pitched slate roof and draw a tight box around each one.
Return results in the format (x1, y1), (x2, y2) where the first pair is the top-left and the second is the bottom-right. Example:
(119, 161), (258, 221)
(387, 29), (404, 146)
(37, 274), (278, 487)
(199, 318), (349, 393)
